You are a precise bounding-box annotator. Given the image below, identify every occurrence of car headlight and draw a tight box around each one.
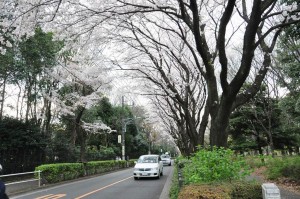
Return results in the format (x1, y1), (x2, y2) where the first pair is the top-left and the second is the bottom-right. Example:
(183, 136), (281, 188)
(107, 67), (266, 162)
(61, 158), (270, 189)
(152, 167), (159, 171)
(134, 168), (140, 172)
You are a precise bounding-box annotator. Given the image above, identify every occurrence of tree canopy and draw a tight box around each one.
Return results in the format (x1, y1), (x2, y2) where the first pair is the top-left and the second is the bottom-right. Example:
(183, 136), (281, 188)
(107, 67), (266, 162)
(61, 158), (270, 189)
(0, 1), (299, 161)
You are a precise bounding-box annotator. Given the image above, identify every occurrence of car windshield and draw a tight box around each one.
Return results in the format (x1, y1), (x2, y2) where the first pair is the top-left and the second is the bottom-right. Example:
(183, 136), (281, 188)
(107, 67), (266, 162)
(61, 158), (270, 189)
(137, 156), (157, 163)
(161, 155), (170, 159)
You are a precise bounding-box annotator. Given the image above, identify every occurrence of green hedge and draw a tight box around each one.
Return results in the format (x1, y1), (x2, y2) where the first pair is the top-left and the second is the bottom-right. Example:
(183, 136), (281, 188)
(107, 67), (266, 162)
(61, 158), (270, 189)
(35, 160), (135, 184)
(230, 181), (262, 199)
(178, 181), (262, 199)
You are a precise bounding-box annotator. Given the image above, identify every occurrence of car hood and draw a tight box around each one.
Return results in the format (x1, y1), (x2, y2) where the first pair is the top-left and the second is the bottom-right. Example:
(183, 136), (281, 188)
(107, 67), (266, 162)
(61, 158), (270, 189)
(134, 163), (158, 169)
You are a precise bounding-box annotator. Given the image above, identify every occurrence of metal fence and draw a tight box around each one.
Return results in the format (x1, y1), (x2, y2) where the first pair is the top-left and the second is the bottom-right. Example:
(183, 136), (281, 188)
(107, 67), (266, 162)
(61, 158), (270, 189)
(0, 170), (41, 194)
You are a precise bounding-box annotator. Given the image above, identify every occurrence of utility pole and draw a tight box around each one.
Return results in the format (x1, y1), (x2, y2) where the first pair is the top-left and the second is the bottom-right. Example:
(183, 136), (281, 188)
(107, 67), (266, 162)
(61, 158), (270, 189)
(121, 96), (125, 160)
(148, 130), (151, 154)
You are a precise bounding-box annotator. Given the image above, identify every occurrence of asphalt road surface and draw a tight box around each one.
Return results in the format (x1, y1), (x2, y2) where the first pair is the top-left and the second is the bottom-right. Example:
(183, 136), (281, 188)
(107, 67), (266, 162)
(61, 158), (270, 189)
(10, 165), (173, 199)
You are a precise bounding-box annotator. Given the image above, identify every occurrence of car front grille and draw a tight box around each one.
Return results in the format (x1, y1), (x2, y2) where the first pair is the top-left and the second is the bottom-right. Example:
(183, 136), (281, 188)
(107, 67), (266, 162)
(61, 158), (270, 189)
(138, 168), (151, 171)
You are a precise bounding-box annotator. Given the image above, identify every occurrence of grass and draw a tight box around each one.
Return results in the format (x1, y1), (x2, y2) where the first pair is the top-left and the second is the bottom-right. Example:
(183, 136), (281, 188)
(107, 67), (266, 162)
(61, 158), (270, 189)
(169, 166), (180, 199)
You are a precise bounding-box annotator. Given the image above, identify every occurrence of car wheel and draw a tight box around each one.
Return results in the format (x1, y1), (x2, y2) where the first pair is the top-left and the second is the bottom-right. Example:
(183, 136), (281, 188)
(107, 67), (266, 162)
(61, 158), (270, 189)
(169, 162), (171, 166)
(157, 172), (161, 179)
(134, 177), (138, 180)
(161, 169), (163, 176)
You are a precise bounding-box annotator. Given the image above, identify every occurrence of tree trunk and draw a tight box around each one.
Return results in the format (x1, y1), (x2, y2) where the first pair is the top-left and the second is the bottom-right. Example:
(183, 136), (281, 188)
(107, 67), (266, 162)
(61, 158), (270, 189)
(0, 76), (7, 121)
(32, 81), (38, 123)
(209, 96), (234, 147)
(71, 107), (86, 161)
(25, 78), (33, 123)
(15, 83), (22, 119)
(41, 92), (52, 135)
(198, 104), (209, 145)
(266, 120), (275, 156)
(78, 127), (87, 163)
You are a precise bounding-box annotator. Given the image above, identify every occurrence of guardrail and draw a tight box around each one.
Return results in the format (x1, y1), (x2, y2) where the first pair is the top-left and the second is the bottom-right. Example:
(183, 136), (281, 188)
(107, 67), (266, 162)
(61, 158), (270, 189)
(0, 170), (42, 194)
(1, 170), (41, 187)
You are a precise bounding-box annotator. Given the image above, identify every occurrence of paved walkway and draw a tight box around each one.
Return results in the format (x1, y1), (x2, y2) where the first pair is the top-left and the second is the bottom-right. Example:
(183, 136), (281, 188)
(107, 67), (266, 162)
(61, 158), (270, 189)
(247, 174), (300, 199)
(280, 188), (300, 199)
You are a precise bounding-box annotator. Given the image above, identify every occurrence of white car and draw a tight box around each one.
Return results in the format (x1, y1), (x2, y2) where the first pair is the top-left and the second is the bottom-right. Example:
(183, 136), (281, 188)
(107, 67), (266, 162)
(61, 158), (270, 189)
(161, 154), (172, 166)
(133, 155), (163, 180)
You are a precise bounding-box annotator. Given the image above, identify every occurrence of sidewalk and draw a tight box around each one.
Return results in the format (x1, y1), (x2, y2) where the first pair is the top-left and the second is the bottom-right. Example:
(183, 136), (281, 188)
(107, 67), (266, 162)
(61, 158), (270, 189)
(248, 173), (300, 199)
(280, 188), (300, 199)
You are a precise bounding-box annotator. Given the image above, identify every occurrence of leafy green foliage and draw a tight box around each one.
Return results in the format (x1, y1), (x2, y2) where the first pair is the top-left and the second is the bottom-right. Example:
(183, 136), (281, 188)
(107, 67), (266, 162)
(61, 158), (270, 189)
(0, 117), (48, 173)
(266, 156), (300, 181)
(82, 97), (149, 159)
(35, 163), (83, 183)
(169, 166), (180, 199)
(229, 181), (262, 199)
(19, 27), (63, 72)
(35, 160), (136, 183)
(84, 146), (117, 161)
(46, 128), (77, 162)
(228, 84), (298, 153)
(275, 1), (300, 151)
(278, 95), (300, 149)
(181, 147), (250, 184)
(277, 18), (300, 92)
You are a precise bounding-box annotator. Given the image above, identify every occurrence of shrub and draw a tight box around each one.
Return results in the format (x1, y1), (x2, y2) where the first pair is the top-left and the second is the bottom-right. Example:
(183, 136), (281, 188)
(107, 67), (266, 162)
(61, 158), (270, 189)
(177, 181), (262, 199)
(35, 163), (83, 183)
(35, 159), (136, 184)
(178, 184), (231, 199)
(182, 147), (250, 184)
(281, 156), (300, 180)
(230, 181), (262, 199)
(266, 156), (300, 181)
(265, 157), (285, 180)
(169, 166), (180, 199)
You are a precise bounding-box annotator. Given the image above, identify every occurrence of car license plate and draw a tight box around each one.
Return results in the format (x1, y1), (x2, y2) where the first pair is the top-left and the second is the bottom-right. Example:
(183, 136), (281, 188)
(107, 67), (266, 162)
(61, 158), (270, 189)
(142, 172), (148, 176)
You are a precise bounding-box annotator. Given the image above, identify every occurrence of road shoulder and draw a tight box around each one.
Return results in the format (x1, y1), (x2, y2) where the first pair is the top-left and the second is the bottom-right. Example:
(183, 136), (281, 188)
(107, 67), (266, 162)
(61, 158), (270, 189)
(159, 165), (174, 199)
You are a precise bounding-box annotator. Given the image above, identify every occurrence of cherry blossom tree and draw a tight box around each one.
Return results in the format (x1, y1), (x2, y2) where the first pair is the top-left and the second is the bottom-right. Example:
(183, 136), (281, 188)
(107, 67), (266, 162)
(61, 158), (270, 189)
(103, 0), (300, 147)
(2, 0), (299, 149)
(44, 42), (115, 161)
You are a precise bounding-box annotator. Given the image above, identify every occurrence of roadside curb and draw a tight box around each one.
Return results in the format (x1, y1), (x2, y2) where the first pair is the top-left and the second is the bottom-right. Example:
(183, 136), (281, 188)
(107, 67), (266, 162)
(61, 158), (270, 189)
(159, 165), (174, 199)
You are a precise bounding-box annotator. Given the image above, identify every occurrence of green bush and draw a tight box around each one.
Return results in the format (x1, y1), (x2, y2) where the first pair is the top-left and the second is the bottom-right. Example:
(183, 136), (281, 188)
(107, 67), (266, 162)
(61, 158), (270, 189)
(35, 163), (83, 183)
(230, 181), (262, 199)
(266, 156), (300, 181)
(265, 158), (285, 180)
(169, 166), (180, 199)
(281, 157), (300, 180)
(35, 160), (136, 184)
(181, 147), (250, 184)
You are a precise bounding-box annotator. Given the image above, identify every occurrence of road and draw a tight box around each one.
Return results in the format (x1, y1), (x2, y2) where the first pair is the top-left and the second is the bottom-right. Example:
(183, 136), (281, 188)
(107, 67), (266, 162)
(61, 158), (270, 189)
(10, 165), (173, 199)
